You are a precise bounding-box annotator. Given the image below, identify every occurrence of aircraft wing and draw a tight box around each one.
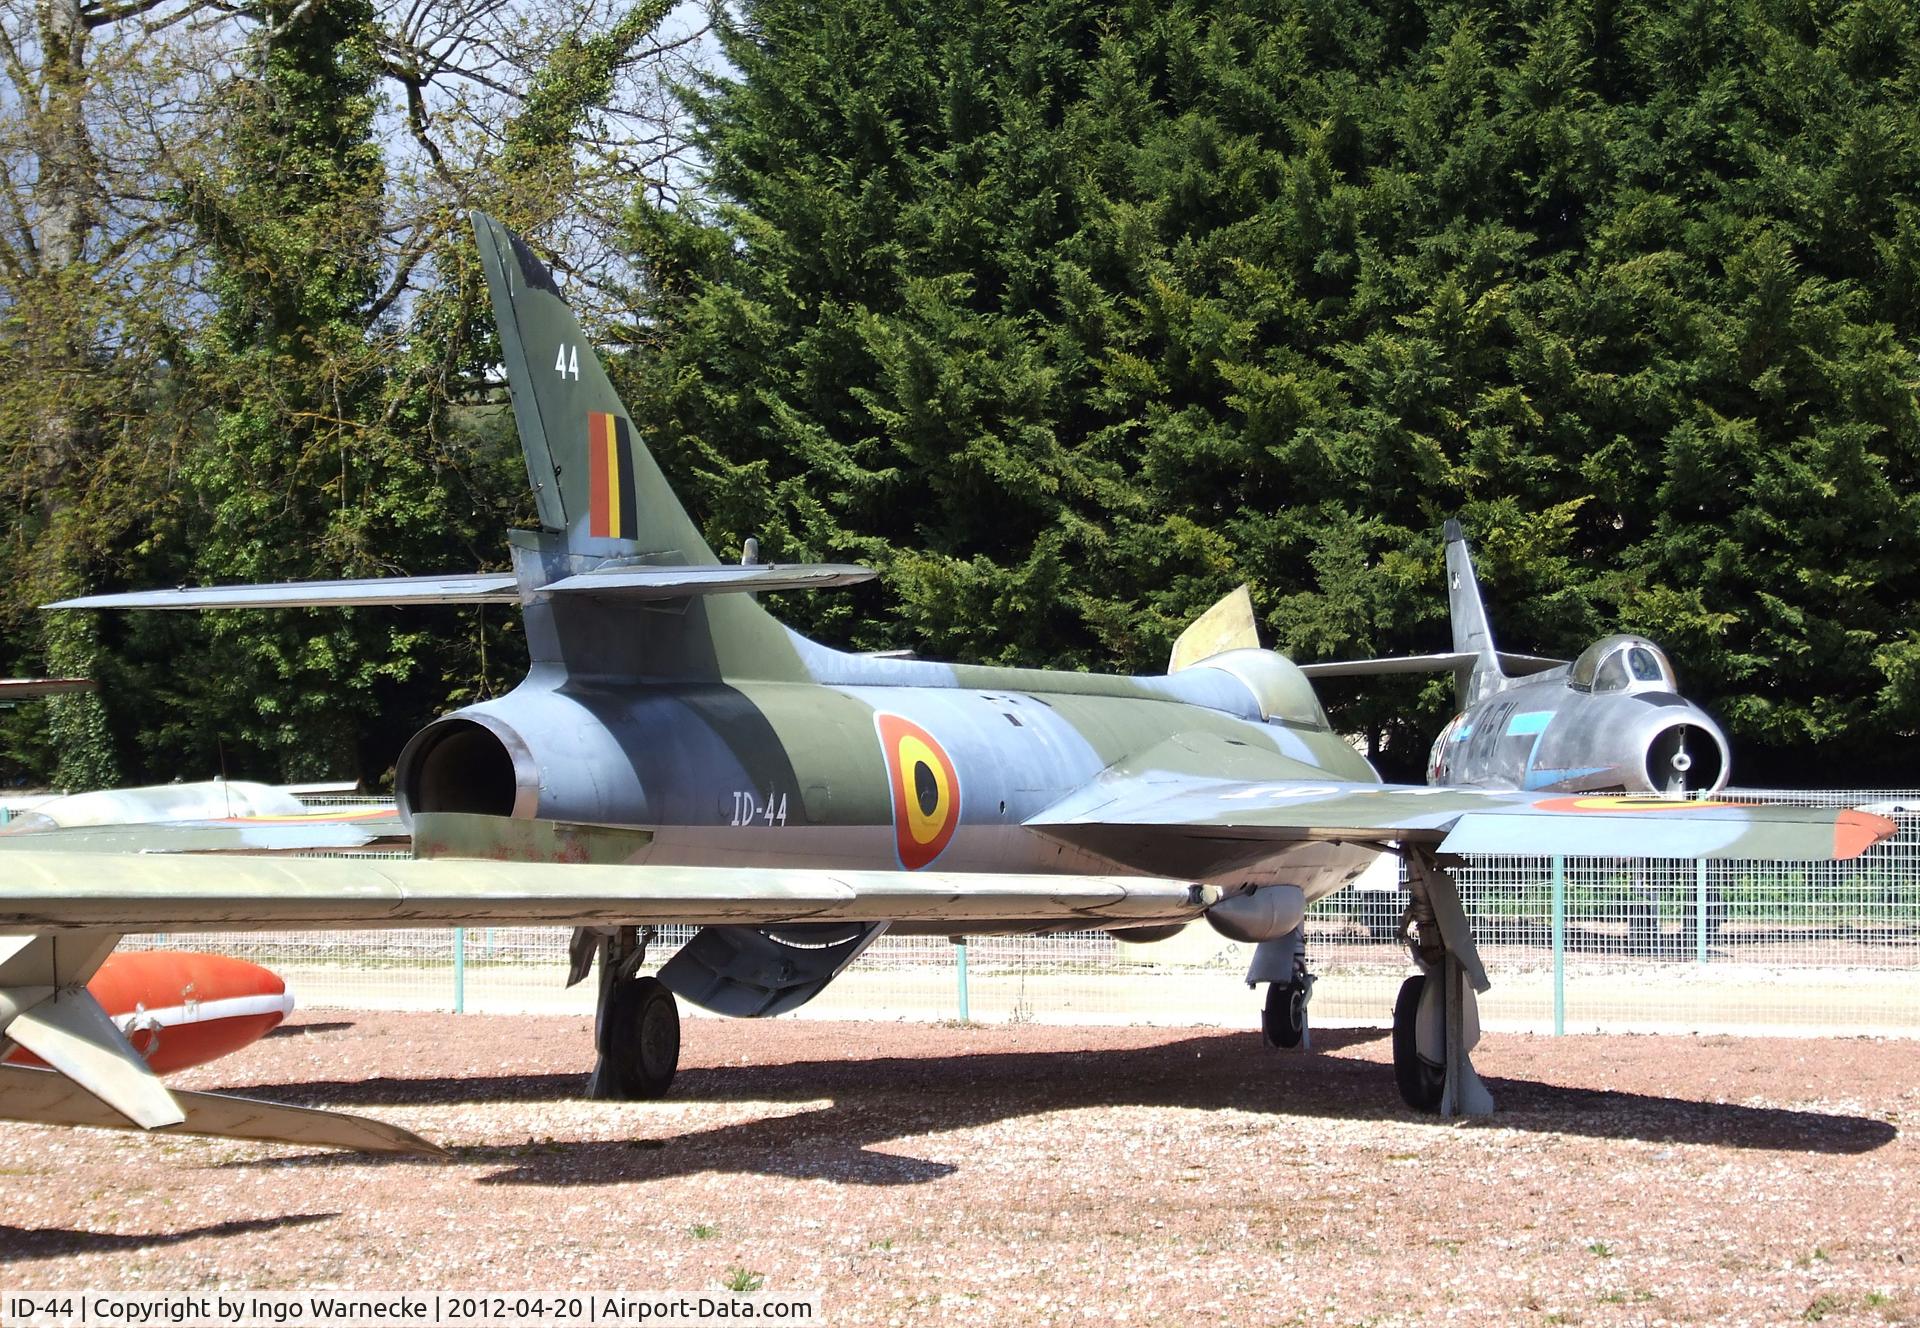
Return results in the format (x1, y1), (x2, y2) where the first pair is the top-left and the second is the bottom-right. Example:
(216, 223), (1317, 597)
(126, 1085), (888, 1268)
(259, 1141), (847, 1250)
(1028, 766), (1894, 863)
(0, 833), (1212, 1155)
(0, 845), (1214, 932)
(0, 807), (403, 854)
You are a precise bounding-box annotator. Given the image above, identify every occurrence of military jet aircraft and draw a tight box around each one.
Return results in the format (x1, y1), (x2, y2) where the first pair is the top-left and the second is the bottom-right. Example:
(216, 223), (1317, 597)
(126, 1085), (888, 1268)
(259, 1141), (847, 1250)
(14, 213), (1892, 1150)
(1301, 523), (1730, 796)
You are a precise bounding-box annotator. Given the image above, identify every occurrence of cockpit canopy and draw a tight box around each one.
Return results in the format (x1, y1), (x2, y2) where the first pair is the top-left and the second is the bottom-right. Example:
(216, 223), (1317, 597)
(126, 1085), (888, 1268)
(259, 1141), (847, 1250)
(1568, 634), (1678, 694)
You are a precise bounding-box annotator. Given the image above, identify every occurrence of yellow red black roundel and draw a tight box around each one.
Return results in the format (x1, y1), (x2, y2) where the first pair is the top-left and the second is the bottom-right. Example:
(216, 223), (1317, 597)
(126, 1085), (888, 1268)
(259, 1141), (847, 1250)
(876, 713), (960, 869)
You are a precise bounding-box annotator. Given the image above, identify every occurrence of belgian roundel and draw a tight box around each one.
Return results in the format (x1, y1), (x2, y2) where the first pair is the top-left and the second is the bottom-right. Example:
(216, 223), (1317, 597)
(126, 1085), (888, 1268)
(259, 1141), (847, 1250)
(875, 713), (961, 869)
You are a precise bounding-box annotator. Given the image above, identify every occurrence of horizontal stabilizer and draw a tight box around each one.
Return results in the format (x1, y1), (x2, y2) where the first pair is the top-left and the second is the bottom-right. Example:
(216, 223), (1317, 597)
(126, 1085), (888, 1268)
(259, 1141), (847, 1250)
(46, 574), (518, 611)
(45, 564), (878, 611)
(1297, 650), (1566, 678)
(0, 1064), (444, 1155)
(542, 562), (876, 598)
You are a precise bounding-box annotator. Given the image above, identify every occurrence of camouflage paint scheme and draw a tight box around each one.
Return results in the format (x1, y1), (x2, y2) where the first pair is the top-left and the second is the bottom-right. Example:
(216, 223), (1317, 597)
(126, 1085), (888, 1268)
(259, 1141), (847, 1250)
(46, 215), (1888, 899)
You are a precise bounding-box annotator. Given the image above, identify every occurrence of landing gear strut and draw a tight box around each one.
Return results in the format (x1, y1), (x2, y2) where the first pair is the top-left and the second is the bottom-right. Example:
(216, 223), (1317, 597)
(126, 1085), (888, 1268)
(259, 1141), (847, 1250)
(1390, 848), (1495, 1117)
(585, 925), (682, 1100)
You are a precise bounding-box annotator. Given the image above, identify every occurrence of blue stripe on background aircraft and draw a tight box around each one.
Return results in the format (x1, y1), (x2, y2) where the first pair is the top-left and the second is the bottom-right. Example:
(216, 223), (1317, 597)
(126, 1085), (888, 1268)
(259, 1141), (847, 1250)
(0, 214), (1893, 1155)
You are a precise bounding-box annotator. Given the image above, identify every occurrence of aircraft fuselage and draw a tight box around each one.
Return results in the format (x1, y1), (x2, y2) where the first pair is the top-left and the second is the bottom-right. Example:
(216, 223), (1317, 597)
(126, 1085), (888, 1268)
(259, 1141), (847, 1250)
(1426, 636), (1731, 796)
(398, 628), (1384, 914)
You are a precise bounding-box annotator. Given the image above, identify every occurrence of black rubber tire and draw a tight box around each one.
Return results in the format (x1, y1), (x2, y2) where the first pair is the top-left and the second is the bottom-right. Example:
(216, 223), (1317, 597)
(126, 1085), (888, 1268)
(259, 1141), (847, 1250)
(1262, 981), (1307, 1049)
(1391, 973), (1445, 1113)
(593, 975), (681, 1099)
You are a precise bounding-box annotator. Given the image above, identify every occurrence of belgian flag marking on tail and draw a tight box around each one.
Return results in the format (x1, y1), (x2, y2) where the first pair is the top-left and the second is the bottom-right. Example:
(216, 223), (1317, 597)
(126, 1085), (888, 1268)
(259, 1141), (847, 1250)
(587, 411), (639, 540)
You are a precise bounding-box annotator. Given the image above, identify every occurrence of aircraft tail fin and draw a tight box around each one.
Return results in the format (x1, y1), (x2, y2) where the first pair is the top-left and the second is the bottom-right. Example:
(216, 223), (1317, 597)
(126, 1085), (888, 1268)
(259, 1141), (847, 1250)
(470, 213), (851, 679)
(1444, 519), (1505, 709)
(471, 212), (718, 565)
(1168, 585), (1260, 672)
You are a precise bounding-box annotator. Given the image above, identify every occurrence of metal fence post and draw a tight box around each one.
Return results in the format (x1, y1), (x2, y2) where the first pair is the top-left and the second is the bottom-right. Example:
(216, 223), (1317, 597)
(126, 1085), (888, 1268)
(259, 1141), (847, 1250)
(1695, 859), (1709, 965)
(956, 941), (970, 1023)
(453, 926), (466, 1014)
(1551, 855), (1566, 1036)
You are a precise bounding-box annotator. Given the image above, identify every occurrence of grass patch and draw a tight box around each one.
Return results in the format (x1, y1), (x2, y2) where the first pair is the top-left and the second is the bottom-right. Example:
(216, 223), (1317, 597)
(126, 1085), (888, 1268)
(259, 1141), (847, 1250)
(1803, 1293), (1842, 1322)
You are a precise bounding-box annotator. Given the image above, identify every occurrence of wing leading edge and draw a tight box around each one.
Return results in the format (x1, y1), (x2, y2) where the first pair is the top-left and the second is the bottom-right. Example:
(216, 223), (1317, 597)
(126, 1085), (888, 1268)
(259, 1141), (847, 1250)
(0, 843), (1216, 934)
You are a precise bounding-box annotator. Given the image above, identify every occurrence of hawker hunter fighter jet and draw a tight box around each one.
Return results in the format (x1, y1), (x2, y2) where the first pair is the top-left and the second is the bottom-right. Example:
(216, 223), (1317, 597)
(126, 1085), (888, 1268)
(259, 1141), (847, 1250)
(10, 214), (1891, 1152)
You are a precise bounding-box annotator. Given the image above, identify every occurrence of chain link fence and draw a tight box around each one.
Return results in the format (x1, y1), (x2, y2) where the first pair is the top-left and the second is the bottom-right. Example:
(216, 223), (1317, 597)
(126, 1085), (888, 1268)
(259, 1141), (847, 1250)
(124, 789), (1920, 1037)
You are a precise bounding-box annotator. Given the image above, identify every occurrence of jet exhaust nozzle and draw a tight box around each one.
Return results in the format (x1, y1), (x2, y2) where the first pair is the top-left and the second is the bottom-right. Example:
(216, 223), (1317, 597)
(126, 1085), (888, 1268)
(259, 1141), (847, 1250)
(395, 715), (534, 824)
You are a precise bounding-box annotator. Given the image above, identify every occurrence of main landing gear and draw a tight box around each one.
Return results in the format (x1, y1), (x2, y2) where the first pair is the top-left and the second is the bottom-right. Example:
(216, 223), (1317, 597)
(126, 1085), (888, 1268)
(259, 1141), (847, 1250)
(581, 925), (682, 1099)
(1247, 923), (1314, 1050)
(1262, 975), (1312, 1048)
(1390, 848), (1494, 1117)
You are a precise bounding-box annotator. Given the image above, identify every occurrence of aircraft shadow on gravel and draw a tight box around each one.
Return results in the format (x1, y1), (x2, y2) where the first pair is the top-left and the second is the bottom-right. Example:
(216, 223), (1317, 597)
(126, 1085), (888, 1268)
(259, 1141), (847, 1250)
(2, 1213), (335, 1263)
(210, 1028), (1895, 1186)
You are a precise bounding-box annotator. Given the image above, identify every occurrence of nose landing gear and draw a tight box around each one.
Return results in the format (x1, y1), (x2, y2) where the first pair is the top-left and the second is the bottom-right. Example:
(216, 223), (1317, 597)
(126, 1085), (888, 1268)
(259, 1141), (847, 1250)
(1248, 924), (1315, 1050)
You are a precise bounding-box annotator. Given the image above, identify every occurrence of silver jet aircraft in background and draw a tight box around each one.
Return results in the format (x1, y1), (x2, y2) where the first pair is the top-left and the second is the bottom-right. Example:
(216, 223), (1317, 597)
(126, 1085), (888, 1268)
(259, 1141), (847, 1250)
(1302, 521), (1731, 797)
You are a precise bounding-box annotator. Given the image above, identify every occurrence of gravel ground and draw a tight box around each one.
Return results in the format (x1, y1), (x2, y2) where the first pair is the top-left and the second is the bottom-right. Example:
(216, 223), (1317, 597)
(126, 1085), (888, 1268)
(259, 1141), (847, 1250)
(3, 1012), (1916, 1327)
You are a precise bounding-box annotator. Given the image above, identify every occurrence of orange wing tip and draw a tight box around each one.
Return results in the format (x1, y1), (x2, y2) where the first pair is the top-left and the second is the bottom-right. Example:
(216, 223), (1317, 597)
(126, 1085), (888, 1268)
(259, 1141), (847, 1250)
(1835, 809), (1898, 860)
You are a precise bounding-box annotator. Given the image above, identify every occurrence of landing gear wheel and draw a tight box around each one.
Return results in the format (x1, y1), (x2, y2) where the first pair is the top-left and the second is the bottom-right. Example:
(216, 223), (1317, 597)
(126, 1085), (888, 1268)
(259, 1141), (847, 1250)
(1391, 974), (1445, 1113)
(1262, 981), (1309, 1049)
(591, 975), (681, 1099)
